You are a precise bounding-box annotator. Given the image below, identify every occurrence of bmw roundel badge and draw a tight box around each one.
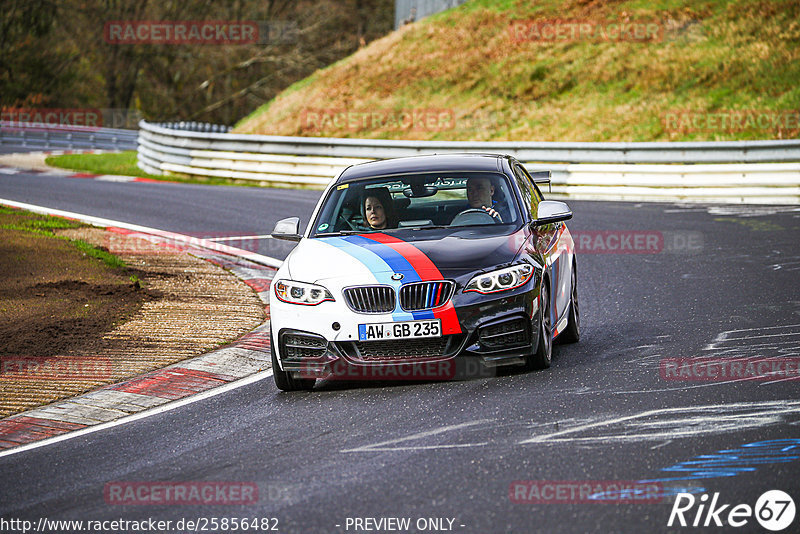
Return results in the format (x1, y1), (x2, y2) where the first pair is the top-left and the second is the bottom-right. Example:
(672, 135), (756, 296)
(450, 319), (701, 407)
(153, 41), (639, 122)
(391, 273), (404, 281)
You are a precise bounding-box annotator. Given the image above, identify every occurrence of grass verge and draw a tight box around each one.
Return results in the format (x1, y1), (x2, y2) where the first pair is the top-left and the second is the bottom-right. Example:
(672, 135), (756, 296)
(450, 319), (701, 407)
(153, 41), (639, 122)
(234, 0), (800, 142)
(44, 152), (160, 179)
(0, 207), (128, 269)
(0, 205), (148, 361)
(44, 151), (285, 188)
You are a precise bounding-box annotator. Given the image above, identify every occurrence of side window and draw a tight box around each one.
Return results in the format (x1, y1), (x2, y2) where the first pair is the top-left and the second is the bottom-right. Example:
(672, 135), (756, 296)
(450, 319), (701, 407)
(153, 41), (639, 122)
(512, 165), (534, 220)
(531, 181), (544, 203)
(519, 165), (544, 203)
(534, 184), (544, 202)
(518, 165), (544, 220)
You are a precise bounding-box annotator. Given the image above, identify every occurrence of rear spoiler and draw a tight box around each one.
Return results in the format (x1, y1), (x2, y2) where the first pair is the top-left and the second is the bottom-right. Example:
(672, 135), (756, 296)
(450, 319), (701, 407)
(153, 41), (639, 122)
(530, 170), (551, 193)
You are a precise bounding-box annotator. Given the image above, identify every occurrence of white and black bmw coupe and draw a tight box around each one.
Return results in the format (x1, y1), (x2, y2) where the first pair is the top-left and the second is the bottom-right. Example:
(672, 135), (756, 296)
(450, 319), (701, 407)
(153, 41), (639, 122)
(269, 154), (579, 391)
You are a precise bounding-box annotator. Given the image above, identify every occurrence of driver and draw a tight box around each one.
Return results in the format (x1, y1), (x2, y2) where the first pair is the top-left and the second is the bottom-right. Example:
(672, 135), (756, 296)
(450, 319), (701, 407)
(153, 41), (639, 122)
(465, 176), (502, 222)
(360, 187), (398, 230)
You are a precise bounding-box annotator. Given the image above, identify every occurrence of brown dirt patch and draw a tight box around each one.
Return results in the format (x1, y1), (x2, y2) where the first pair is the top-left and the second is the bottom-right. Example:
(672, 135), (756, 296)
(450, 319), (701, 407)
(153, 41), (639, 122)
(0, 215), (148, 358)
(0, 209), (266, 418)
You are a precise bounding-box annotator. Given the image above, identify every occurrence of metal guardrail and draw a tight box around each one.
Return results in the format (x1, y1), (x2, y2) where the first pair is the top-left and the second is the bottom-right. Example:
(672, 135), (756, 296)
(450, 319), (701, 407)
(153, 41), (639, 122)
(139, 121), (800, 163)
(137, 120), (800, 204)
(0, 122), (138, 151)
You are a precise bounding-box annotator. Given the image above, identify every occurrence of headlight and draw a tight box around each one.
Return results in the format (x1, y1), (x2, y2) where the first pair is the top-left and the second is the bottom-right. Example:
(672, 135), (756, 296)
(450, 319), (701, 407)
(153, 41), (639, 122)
(464, 264), (534, 294)
(274, 279), (334, 305)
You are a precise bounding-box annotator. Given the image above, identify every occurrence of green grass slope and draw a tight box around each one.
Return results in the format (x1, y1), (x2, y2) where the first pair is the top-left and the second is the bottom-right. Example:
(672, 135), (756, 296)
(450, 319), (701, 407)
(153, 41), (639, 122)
(234, 0), (799, 142)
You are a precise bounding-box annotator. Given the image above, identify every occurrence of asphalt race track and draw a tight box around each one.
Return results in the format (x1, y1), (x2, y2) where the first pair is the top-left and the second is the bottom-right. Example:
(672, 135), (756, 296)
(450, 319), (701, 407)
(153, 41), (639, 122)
(1, 168), (799, 533)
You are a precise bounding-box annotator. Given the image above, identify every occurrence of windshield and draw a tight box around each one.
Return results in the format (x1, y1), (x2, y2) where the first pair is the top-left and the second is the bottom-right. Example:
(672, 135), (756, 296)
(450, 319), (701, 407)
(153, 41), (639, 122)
(311, 171), (520, 237)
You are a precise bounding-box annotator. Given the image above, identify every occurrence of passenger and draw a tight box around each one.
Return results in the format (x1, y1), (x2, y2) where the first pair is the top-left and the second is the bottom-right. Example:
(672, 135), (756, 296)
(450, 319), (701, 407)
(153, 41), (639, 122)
(361, 187), (398, 230)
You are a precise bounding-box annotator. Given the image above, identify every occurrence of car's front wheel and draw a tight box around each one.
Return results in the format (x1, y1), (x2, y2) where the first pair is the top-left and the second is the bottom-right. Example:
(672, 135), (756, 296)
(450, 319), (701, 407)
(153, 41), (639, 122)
(270, 329), (316, 392)
(524, 283), (552, 370)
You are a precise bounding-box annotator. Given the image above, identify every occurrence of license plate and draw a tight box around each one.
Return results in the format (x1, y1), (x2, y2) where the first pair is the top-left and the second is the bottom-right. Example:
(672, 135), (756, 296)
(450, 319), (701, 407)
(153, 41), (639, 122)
(358, 319), (441, 341)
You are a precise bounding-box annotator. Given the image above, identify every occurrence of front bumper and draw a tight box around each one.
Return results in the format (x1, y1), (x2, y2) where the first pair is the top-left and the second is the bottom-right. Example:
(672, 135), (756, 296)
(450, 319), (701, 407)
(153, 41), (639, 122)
(271, 282), (542, 380)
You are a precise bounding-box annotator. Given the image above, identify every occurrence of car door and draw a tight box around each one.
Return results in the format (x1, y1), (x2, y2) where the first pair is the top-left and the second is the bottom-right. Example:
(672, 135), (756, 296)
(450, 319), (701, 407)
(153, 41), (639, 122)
(515, 163), (574, 326)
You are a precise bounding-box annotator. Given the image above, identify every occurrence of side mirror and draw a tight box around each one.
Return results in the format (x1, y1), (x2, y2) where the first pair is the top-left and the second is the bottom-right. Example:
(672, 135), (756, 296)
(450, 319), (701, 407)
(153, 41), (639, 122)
(271, 217), (302, 241)
(532, 200), (572, 227)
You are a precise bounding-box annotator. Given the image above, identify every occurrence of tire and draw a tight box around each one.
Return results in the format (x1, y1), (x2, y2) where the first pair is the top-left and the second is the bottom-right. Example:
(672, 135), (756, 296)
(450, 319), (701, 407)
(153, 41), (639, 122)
(525, 283), (552, 370)
(271, 329), (316, 392)
(558, 262), (580, 344)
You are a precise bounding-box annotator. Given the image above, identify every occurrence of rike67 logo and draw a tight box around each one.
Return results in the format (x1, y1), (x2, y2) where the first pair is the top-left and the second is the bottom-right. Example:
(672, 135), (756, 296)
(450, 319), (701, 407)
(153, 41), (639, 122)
(668, 490), (795, 531)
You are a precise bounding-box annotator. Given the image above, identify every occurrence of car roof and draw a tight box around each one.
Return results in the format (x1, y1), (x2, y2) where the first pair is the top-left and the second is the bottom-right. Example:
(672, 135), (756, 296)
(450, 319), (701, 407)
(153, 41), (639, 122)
(336, 153), (512, 183)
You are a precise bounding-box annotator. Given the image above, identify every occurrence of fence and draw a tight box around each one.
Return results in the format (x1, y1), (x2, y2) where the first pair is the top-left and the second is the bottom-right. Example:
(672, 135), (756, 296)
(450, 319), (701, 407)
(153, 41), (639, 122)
(137, 121), (800, 204)
(0, 122), (138, 151)
(395, 0), (470, 29)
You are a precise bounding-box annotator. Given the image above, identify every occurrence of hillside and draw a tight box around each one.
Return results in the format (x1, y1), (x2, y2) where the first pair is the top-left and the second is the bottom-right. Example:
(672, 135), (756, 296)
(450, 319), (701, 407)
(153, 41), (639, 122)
(234, 0), (799, 142)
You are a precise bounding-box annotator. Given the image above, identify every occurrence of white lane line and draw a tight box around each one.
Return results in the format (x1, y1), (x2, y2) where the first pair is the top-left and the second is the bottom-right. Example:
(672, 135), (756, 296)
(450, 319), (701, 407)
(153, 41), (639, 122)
(340, 419), (493, 453)
(0, 197), (283, 268)
(347, 444), (489, 452)
(662, 208), (709, 213)
(761, 376), (800, 386)
(710, 324), (800, 338)
(518, 401), (800, 445)
(95, 175), (135, 182)
(207, 235), (275, 242)
(705, 341), (800, 352)
(711, 331), (800, 343)
(0, 370), (273, 459)
(704, 324), (800, 350)
(613, 377), (765, 394)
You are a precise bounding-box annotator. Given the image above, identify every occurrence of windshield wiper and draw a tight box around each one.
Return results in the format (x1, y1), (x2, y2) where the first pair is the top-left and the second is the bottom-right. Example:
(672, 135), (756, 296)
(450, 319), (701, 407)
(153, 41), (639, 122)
(315, 229), (374, 237)
(316, 226), (449, 237)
